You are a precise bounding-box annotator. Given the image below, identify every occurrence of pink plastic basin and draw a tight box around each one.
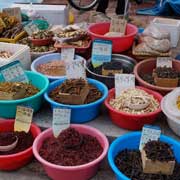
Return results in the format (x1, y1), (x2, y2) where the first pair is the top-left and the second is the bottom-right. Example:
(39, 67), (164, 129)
(104, 86), (162, 130)
(88, 22), (138, 53)
(33, 124), (109, 180)
(134, 58), (180, 95)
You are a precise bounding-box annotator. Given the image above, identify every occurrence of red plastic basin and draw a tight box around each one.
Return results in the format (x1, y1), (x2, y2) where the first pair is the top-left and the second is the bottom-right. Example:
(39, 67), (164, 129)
(31, 38), (53, 46)
(134, 58), (180, 95)
(0, 119), (41, 171)
(105, 87), (162, 130)
(88, 22), (138, 53)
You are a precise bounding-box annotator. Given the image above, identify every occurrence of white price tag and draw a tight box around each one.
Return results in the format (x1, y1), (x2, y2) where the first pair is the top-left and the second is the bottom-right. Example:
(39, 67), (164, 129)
(66, 59), (86, 79)
(61, 48), (75, 61)
(14, 106), (34, 133)
(115, 74), (135, 97)
(92, 39), (112, 67)
(139, 125), (161, 150)
(110, 17), (127, 34)
(157, 57), (172, 68)
(24, 22), (39, 36)
(52, 108), (71, 138)
(0, 61), (29, 83)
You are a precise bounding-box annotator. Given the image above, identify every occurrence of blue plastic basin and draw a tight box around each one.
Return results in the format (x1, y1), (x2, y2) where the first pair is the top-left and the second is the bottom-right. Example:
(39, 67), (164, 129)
(31, 53), (86, 82)
(44, 78), (108, 123)
(0, 71), (49, 118)
(108, 132), (180, 180)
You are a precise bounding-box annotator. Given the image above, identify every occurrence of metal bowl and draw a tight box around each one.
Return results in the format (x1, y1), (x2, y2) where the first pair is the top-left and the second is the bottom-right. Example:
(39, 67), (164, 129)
(86, 54), (137, 89)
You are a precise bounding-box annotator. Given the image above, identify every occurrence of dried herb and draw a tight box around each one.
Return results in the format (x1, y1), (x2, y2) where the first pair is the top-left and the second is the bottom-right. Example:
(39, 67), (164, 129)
(115, 149), (180, 180)
(32, 30), (53, 39)
(39, 127), (103, 166)
(0, 131), (33, 155)
(58, 79), (87, 95)
(141, 67), (180, 86)
(89, 61), (129, 77)
(0, 82), (39, 99)
(144, 141), (175, 162)
(154, 67), (179, 79)
(50, 79), (102, 105)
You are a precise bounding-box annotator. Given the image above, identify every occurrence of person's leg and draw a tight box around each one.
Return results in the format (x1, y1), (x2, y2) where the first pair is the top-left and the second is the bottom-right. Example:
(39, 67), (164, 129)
(96, 0), (109, 14)
(116, 0), (126, 15)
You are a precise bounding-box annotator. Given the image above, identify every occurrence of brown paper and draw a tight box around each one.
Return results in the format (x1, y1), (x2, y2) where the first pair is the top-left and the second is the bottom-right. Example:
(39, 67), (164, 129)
(0, 88), (26, 100)
(102, 67), (123, 76)
(141, 149), (175, 175)
(58, 83), (89, 105)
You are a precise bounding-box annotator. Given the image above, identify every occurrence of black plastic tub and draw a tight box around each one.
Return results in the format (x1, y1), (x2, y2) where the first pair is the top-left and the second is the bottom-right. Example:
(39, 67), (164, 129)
(86, 54), (137, 89)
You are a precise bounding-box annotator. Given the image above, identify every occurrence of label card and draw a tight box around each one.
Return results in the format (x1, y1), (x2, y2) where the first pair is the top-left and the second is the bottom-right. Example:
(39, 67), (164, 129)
(61, 48), (75, 61)
(66, 59), (86, 79)
(3, 7), (22, 22)
(92, 39), (112, 68)
(24, 22), (39, 36)
(115, 74), (135, 98)
(0, 61), (29, 83)
(14, 106), (34, 133)
(157, 57), (172, 68)
(139, 125), (161, 150)
(110, 17), (127, 35)
(52, 108), (71, 138)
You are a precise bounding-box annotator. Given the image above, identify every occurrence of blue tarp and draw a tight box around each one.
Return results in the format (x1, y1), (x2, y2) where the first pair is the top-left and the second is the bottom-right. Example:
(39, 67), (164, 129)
(137, 0), (180, 16)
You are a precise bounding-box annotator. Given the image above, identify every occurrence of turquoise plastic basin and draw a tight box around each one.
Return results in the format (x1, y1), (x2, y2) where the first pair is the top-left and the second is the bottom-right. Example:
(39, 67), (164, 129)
(0, 71), (49, 118)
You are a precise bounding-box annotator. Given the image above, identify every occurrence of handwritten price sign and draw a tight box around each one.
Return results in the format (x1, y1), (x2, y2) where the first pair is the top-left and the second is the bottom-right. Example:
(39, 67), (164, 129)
(115, 74), (135, 97)
(52, 108), (71, 137)
(66, 59), (86, 79)
(0, 61), (29, 83)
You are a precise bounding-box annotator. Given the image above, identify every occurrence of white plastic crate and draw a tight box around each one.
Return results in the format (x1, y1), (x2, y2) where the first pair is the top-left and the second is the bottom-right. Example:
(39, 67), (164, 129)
(11, 3), (68, 25)
(152, 17), (180, 47)
(0, 42), (31, 70)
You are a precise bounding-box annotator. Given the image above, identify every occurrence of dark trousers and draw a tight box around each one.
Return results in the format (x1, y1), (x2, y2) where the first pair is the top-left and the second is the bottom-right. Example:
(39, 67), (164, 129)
(96, 0), (126, 15)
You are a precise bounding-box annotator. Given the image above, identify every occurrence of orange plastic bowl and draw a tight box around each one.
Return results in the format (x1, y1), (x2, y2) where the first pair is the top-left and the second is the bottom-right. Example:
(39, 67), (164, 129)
(88, 22), (138, 53)
(104, 86), (162, 130)
(0, 119), (41, 171)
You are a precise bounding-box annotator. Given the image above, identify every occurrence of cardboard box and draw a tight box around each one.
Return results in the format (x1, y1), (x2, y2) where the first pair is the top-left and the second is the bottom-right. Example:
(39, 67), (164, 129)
(141, 149), (175, 175)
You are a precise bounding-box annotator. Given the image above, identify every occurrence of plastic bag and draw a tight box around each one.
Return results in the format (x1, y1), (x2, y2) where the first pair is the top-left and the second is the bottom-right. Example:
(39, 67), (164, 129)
(134, 42), (159, 55)
(142, 24), (170, 40)
(141, 36), (170, 53)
